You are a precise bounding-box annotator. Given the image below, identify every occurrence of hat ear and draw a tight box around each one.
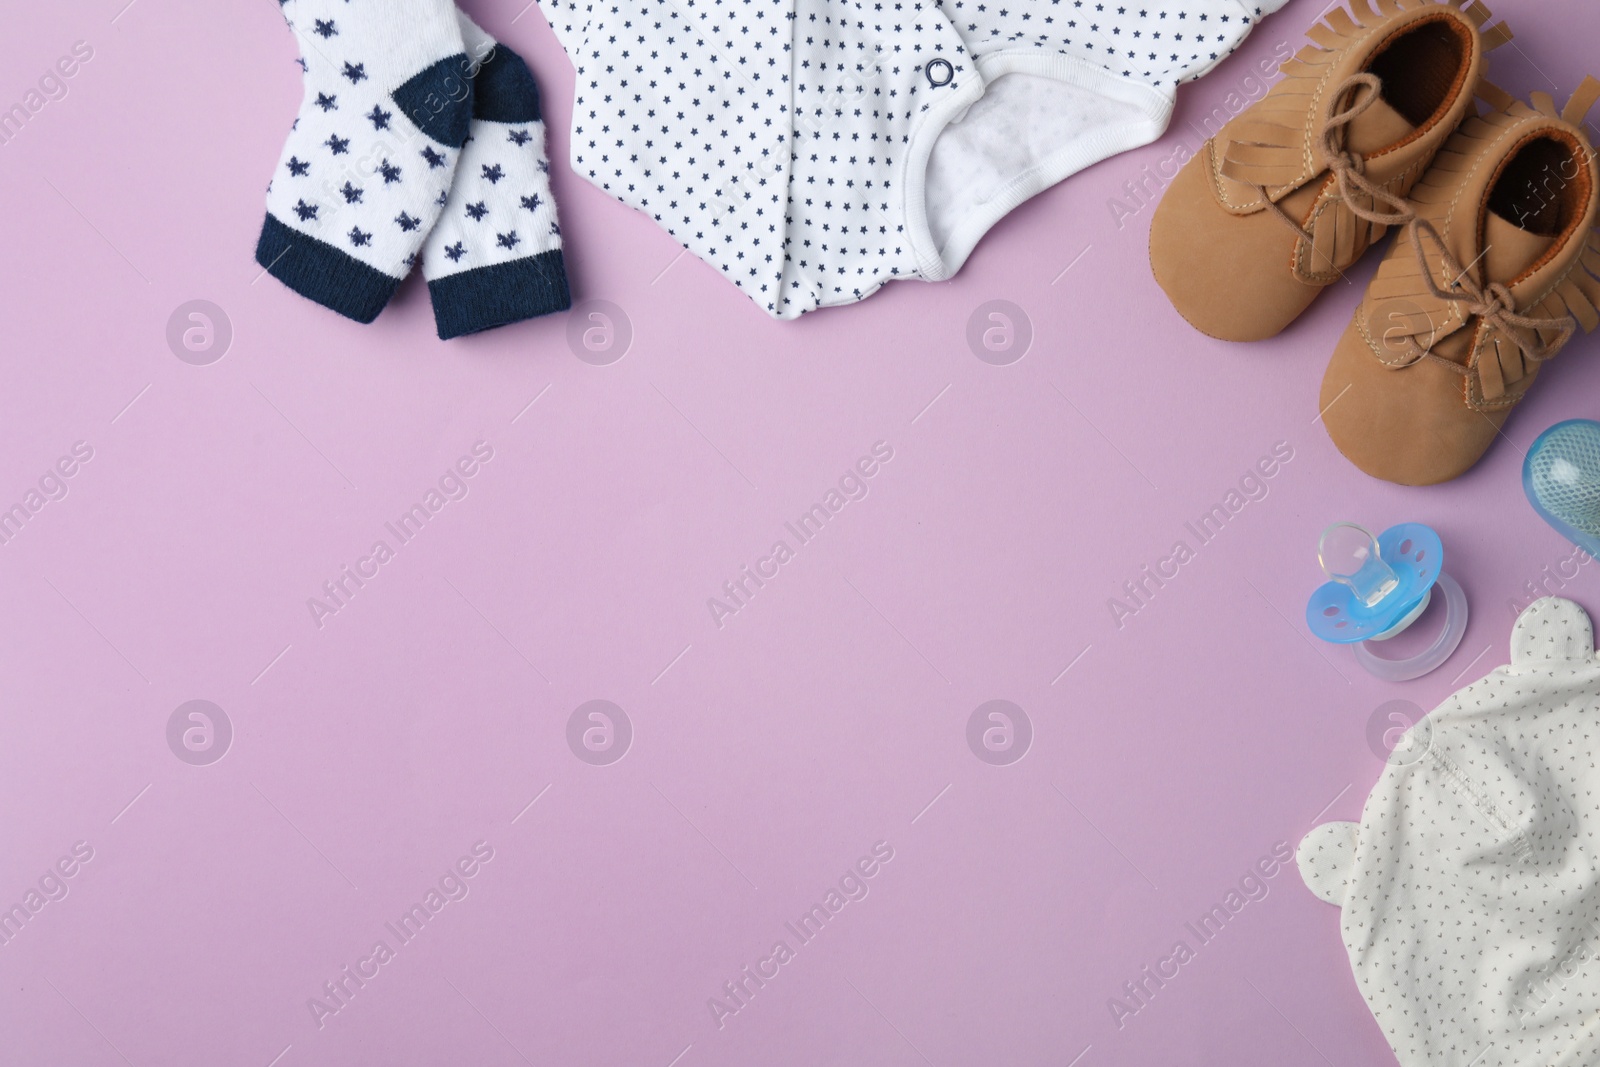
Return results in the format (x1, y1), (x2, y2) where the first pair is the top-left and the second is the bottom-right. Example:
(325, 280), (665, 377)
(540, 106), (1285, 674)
(1297, 821), (1359, 907)
(1510, 597), (1596, 668)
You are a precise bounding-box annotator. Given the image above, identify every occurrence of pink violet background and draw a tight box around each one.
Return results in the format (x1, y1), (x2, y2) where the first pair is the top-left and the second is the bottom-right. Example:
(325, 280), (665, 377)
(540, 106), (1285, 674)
(2, 0), (1599, 1064)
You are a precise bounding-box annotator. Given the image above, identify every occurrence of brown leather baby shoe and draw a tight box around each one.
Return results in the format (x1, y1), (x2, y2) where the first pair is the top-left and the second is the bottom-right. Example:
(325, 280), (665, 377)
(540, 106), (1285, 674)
(1320, 79), (1600, 485)
(1150, 0), (1510, 342)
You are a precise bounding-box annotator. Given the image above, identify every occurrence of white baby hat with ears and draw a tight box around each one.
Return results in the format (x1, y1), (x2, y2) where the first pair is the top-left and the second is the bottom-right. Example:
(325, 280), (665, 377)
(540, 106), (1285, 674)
(1299, 597), (1600, 1067)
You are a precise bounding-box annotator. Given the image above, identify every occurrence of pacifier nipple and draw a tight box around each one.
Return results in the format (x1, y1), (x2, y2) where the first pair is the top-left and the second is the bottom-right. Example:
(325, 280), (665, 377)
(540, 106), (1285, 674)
(1318, 523), (1398, 608)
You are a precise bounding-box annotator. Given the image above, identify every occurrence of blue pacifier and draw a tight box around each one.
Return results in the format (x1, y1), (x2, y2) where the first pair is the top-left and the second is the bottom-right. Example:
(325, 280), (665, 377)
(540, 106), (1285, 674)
(1306, 522), (1468, 681)
(1525, 419), (1600, 556)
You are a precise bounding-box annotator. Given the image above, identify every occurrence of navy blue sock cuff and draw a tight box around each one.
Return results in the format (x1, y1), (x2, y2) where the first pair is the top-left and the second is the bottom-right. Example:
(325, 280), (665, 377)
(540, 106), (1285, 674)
(255, 214), (400, 324)
(427, 250), (571, 339)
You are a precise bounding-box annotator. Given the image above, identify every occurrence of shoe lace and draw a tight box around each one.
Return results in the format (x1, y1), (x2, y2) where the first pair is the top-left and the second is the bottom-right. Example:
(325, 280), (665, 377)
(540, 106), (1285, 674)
(1248, 71), (1580, 377)
(1257, 73), (1419, 245)
(1399, 216), (1576, 368)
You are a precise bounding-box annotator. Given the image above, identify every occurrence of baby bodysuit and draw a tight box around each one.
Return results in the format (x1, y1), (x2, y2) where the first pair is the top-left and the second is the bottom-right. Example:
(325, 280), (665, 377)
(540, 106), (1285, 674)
(535, 0), (1290, 317)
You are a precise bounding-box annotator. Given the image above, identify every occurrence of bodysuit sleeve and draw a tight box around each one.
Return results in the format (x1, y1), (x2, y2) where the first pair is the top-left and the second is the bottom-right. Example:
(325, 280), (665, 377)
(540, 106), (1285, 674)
(1138, 1), (1295, 87)
(535, 0), (594, 57)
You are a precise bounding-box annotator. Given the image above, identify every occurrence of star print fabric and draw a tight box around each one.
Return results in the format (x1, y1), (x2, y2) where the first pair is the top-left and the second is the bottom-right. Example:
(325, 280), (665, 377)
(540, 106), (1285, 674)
(255, 0), (570, 337)
(535, 0), (1289, 318)
(1299, 597), (1600, 1067)
(422, 12), (571, 339)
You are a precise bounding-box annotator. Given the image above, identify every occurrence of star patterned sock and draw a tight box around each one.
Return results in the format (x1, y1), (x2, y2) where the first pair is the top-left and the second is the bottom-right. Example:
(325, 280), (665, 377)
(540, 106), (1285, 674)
(255, 0), (474, 324)
(420, 11), (570, 339)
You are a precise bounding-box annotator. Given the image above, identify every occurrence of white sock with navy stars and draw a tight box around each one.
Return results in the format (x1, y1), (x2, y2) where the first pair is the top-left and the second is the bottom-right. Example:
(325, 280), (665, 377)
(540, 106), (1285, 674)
(257, 0), (474, 323)
(421, 11), (570, 339)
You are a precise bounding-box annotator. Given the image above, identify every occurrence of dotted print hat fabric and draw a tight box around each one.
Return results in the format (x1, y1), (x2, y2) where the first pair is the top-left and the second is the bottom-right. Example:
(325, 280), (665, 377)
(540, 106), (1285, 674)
(1299, 597), (1600, 1067)
(534, 0), (1290, 319)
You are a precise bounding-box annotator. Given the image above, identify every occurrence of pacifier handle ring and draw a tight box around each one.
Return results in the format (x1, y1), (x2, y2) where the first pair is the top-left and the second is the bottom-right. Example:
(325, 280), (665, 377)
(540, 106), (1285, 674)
(1351, 571), (1468, 682)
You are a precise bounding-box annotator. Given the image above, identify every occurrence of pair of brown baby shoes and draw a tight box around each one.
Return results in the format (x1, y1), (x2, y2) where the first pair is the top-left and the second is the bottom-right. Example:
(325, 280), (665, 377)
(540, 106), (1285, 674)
(1150, 0), (1600, 486)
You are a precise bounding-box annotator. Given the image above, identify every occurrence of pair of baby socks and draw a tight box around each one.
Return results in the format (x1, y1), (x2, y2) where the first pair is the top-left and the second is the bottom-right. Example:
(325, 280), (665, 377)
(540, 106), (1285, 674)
(255, 1), (568, 339)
